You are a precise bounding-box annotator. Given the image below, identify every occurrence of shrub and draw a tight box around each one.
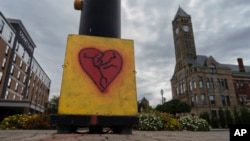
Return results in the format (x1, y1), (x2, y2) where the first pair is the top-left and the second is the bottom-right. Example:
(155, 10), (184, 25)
(211, 110), (219, 128)
(180, 115), (209, 131)
(239, 107), (250, 124)
(158, 112), (181, 131)
(137, 113), (163, 131)
(0, 114), (50, 130)
(218, 108), (226, 128)
(225, 109), (234, 127)
(233, 108), (241, 124)
(155, 100), (191, 115)
(199, 112), (210, 125)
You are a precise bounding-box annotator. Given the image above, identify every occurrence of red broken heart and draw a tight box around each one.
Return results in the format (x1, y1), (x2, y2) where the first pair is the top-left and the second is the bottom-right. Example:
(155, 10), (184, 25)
(79, 48), (123, 92)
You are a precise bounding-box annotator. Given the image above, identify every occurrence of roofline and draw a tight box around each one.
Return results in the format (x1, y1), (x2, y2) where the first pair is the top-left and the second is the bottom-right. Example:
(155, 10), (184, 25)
(32, 57), (51, 82)
(0, 11), (16, 34)
(7, 18), (36, 48)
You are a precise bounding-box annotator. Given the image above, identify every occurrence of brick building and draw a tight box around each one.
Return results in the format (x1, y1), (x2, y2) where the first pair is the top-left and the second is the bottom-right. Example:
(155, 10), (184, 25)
(0, 12), (50, 118)
(171, 7), (250, 115)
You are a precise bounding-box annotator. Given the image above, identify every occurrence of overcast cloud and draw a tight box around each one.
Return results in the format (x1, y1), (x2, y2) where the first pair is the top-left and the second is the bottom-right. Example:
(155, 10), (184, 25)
(1, 0), (250, 106)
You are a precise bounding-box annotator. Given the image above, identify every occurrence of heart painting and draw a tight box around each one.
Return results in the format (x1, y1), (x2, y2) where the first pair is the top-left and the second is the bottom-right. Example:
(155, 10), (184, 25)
(79, 48), (123, 92)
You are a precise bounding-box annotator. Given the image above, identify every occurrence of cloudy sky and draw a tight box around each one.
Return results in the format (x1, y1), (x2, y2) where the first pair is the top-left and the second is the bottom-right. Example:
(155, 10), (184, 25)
(1, 0), (250, 106)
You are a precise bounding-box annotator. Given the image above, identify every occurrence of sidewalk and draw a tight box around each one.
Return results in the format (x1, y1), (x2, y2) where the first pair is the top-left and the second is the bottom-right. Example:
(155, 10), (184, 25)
(0, 130), (229, 141)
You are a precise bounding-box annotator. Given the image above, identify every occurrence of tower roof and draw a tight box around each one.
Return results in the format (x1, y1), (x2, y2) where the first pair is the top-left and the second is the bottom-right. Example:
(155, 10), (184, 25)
(174, 6), (190, 20)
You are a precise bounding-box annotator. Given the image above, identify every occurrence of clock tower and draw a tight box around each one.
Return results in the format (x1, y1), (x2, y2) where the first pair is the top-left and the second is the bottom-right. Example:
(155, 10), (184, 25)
(172, 7), (197, 72)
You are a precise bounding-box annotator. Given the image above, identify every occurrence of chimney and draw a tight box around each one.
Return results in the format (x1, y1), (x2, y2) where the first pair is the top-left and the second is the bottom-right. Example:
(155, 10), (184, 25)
(237, 58), (245, 72)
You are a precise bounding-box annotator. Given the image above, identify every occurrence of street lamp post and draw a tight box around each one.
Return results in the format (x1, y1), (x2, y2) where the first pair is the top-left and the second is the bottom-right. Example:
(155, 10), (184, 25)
(161, 89), (164, 104)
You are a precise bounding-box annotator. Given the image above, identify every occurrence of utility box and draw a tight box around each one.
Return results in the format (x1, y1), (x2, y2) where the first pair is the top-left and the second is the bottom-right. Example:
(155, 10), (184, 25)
(52, 35), (138, 133)
(59, 35), (137, 116)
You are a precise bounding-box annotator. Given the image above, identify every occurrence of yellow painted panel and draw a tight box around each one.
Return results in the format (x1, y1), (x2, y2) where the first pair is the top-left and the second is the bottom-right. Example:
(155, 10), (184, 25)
(58, 35), (138, 116)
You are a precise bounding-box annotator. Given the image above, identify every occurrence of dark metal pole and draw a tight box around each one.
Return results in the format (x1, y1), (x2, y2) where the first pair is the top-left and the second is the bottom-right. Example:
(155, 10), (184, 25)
(78, 0), (121, 38)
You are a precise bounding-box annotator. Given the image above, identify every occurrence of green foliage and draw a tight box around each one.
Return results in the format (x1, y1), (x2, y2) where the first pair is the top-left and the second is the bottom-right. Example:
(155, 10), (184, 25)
(155, 99), (191, 115)
(233, 108), (241, 124)
(0, 114), (50, 130)
(180, 115), (210, 131)
(211, 110), (219, 128)
(47, 96), (59, 114)
(239, 107), (250, 124)
(157, 112), (182, 131)
(137, 113), (164, 131)
(218, 108), (226, 128)
(225, 109), (234, 126)
(199, 112), (210, 125)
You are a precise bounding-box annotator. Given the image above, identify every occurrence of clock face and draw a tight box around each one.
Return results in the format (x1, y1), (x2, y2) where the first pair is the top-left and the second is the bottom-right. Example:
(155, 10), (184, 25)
(182, 25), (189, 32)
(175, 28), (179, 34)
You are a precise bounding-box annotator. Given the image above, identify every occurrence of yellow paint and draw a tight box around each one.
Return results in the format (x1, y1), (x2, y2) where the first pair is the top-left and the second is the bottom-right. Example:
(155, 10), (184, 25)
(58, 35), (138, 116)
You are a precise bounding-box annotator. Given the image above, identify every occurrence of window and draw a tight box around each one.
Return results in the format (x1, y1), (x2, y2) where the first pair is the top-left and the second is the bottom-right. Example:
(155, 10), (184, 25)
(0, 72), (3, 82)
(183, 82), (186, 92)
(22, 51), (25, 58)
(189, 81), (193, 91)
(2, 58), (6, 68)
(25, 66), (28, 72)
(206, 78), (210, 89)
(201, 94), (205, 104)
(16, 42), (19, 52)
(217, 79), (221, 89)
(221, 95), (226, 106)
(176, 86), (179, 95)
(194, 81), (197, 89)
(0, 20), (4, 33)
(191, 97), (195, 106)
(13, 95), (16, 100)
(196, 95), (199, 104)
(15, 82), (18, 91)
(4, 91), (9, 99)
(20, 60), (23, 68)
(210, 78), (214, 88)
(240, 81), (244, 87)
(226, 96), (230, 106)
(13, 53), (17, 62)
(23, 75), (26, 83)
(199, 80), (203, 88)
(5, 46), (9, 55)
(10, 65), (14, 74)
(180, 83), (183, 94)
(224, 79), (228, 89)
(209, 95), (215, 105)
(21, 87), (24, 94)
(8, 78), (11, 87)
(8, 32), (13, 43)
(17, 71), (21, 79)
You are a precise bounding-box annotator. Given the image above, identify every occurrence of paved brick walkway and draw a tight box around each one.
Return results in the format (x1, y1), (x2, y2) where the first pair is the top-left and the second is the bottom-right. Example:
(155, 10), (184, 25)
(0, 130), (229, 141)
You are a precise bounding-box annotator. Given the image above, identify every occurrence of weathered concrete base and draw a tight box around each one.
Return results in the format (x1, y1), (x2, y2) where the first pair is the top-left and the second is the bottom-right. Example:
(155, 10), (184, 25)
(51, 115), (138, 134)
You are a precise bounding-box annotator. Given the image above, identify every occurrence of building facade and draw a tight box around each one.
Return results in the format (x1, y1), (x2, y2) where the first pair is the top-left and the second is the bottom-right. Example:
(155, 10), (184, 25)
(171, 7), (250, 115)
(0, 12), (50, 118)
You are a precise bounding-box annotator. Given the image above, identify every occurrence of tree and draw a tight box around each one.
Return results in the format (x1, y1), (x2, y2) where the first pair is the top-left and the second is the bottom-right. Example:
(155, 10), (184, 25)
(138, 97), (152, 112)
(239, 107), (250, 124)
(225, 108), (234, 127)
(155, 99), (191, 115)
(233, 108), (241, 124)
(200, 112), (211, 125)
(211, 110), (219, 128)
(47, 96), (59, 114)
(218, 108), (226, 128)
